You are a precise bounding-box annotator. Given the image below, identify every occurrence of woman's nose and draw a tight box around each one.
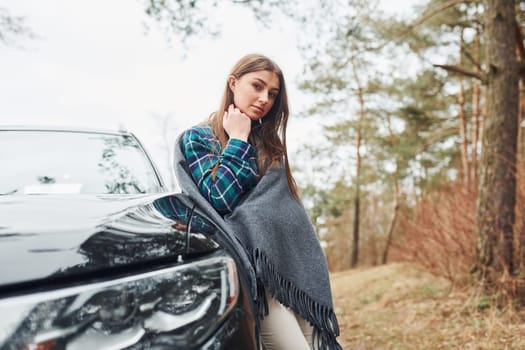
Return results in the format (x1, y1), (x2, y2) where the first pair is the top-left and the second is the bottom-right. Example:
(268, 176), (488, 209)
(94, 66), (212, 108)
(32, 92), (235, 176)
(258, 93), (268, 104)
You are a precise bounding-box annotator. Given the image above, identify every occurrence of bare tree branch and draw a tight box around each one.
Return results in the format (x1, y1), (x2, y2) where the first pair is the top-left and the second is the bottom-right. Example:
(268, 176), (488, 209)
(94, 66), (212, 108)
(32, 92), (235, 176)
(433, 64), (487, 83)
(358, 0), (477, 56)
(404, 0), (477, 34)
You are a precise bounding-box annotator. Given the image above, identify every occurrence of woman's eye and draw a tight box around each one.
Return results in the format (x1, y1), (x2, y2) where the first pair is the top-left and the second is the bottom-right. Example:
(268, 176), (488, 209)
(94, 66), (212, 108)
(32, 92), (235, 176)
(253, 83), (262, 90)
(269, 92), (277, 99)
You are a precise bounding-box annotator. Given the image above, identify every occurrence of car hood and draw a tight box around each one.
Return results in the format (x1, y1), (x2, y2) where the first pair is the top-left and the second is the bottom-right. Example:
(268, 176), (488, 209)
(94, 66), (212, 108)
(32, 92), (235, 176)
(0, 193), (220, 288)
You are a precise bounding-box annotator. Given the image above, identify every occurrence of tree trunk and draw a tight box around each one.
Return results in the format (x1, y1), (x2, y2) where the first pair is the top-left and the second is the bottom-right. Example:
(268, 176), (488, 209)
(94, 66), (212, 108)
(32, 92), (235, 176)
(351, 86), (364, 268)
(477, 0), (519, 278)
(518, 81), (524, 169)
(517, 22), (525, 165)
(472, 83), (481, 184)
(382, 179), (399, 264)
(470, 24), (481, 188)
(518, 80), (524, 270)
(351, 195), (360, 267)
(458, 29), (471, 189)
(472, 24), (481, 185)
(382, 114), (400, 265)
(516, 0), (525, 280)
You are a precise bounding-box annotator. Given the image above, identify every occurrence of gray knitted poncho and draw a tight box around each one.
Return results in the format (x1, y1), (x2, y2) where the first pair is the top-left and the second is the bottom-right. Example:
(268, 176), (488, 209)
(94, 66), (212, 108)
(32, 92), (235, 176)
(173, 132), (342, 350)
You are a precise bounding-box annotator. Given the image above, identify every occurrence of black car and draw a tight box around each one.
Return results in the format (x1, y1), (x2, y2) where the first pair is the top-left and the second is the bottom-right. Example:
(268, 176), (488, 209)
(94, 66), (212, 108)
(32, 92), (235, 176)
(0, 127), (257, 349)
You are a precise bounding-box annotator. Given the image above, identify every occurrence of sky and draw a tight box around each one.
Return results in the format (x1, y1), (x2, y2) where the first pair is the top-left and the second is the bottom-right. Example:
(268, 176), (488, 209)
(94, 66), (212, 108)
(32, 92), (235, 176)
(1, 0), (417, 189)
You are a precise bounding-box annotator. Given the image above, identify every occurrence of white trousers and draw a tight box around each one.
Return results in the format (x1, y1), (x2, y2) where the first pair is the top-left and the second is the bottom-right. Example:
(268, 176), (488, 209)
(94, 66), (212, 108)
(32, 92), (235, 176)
(260, 291), (313, 350)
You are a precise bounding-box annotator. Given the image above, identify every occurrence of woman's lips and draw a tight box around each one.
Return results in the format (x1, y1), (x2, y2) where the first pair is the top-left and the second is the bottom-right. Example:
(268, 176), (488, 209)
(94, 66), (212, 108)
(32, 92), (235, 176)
(251, 105), (263, 114)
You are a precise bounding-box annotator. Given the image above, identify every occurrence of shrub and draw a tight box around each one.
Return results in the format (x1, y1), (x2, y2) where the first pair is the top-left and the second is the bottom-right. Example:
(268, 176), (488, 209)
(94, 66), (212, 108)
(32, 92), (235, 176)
(390, 183), (476, 286)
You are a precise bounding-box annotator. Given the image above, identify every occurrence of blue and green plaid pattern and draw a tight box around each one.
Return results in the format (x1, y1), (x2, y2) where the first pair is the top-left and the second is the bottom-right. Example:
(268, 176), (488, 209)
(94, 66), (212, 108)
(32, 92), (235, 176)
(182, 125), (259, 215)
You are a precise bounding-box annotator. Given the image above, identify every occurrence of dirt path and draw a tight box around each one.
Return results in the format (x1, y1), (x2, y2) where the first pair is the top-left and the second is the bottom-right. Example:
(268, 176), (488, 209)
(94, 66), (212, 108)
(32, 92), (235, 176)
(330, 263), (525, 349)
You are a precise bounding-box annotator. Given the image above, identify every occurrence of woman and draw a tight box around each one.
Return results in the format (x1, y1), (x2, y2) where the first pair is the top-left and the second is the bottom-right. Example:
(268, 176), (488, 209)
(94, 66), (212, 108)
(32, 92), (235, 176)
(174, 53), (341, 350)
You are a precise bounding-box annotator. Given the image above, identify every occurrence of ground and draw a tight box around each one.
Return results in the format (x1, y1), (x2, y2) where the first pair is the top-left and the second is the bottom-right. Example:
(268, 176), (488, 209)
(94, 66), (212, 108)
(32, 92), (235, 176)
(330, 263), (525, 349)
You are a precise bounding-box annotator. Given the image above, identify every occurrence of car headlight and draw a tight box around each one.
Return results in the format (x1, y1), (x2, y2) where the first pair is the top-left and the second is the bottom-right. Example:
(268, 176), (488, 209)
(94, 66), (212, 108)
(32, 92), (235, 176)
(0, 256), (238, 349)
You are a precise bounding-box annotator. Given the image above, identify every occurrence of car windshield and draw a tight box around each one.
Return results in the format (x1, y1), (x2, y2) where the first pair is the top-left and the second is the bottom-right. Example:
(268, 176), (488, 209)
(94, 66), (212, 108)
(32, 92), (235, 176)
(0, 130), (163, 195)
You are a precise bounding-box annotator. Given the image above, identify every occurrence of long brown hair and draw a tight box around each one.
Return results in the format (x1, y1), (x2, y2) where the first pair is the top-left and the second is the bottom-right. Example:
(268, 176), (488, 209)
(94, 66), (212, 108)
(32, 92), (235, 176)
(209, 53), (299, 199)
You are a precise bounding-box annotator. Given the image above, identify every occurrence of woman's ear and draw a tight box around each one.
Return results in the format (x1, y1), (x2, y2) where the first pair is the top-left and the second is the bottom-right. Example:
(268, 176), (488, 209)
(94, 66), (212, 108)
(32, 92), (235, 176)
(228, 75), (236, 92)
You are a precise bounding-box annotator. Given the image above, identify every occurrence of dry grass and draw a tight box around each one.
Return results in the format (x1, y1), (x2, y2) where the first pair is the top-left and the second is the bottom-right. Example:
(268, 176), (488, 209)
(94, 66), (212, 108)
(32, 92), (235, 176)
(330, 263), (525, 349)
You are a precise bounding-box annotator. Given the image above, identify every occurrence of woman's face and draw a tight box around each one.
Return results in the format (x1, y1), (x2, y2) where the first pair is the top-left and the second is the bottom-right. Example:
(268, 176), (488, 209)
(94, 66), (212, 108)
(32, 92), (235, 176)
(229, 70), (280, 120)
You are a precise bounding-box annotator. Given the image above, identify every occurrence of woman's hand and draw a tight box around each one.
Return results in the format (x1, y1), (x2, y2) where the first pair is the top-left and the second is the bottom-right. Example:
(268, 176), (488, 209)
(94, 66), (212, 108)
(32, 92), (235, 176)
(223, 104), (251, 142)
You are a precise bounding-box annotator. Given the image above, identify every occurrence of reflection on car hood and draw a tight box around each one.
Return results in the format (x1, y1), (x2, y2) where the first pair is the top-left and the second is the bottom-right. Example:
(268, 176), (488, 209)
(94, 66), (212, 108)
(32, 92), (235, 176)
(0, 194), (220, 288)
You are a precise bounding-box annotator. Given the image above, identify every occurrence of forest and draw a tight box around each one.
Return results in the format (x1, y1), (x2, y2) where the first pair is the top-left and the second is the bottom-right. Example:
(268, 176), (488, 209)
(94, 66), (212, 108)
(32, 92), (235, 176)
(286, 0), (525, 294)
(309, 0), (524, 299)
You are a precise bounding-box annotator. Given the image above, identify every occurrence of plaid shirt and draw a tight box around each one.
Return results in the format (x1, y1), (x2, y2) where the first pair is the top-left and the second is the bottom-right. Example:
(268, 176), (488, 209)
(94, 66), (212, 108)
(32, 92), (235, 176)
(182, 125), (259, 215)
